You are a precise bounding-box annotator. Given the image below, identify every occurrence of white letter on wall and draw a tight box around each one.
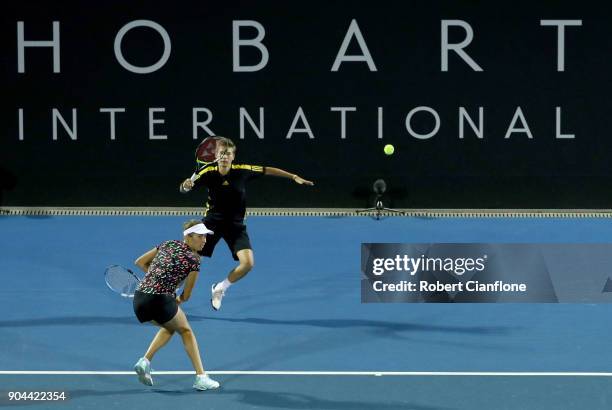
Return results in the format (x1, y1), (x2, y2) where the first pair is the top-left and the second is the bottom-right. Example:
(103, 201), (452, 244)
(441, 20), (483, 72)
(193, 108), (214, 139)
(17, 21), (60, 73)
(405, 107), (440, 139)
(540, 20), (582, 71)
(18, 109), (24, 140)
(233, 21), (269, 72)
(286, 107), (315, 139)
(52, 108), (77, 140)
(556, 107), (574, 139)
(331, 19), (377, 72)
(114, 20), (171, 74)
(504, 107), (533, 139)
(240, 107), (264, 139)
(100, 108), (126, 140)
(149, 108), (167, 140)
(330, 107), (356, 139)
(459, 107), (483, 139)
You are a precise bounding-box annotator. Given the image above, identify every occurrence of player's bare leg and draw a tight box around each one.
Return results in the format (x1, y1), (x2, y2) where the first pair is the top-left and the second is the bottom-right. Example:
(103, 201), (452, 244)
(211, 249), (254, 310)
(161, 308), (219, 390)
(143, 326), (174, 361)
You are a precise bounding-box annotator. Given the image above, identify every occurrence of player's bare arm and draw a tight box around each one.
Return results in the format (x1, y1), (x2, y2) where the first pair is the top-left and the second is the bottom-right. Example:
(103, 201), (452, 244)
(134, 248), (158, 273)
(264, 167), (314, 185)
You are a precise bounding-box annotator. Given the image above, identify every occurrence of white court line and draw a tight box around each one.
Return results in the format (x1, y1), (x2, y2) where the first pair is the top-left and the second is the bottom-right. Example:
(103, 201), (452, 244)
(1, 371), (612, 377)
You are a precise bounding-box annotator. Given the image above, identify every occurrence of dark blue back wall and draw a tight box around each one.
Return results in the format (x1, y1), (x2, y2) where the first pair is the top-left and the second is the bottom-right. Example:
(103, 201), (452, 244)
(2, 1), (609, 208)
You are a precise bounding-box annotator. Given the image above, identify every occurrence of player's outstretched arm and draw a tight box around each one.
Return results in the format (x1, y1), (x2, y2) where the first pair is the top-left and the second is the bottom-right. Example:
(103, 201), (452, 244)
(265, 167), (314, 186)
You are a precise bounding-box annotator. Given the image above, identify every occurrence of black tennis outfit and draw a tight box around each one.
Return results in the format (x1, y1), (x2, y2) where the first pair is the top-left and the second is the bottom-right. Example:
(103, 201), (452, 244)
(133, 240), (200, 324)
(193, 164), (265, 260)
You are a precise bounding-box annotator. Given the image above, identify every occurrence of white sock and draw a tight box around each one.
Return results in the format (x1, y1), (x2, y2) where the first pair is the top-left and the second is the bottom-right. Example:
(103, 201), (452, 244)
(216, 279), (232, 292)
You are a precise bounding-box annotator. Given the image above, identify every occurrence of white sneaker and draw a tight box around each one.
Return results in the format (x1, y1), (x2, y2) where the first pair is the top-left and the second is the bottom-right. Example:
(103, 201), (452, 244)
(211, 283), (225, 311)
(193, 374), (220, 391)
(133, 357), (153, 386)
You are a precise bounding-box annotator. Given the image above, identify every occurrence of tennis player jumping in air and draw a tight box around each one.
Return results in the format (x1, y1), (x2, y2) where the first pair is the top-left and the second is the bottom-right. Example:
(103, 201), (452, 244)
(132, 220), (220, 391)
(179, 137), (314, 311)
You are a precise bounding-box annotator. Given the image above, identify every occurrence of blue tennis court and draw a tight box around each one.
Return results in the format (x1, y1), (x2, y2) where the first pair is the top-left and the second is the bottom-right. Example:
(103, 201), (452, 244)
(1, 213), (612, 409)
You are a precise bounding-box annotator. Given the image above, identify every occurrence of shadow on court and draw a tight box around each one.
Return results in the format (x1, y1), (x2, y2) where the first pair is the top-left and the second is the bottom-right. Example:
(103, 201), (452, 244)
(213, 389), (453, 410)
(0, 316), (138, 327)
(65, 387), (454, 410)
(188, 315), (516, 336)
(0, 315), (516, 337)
(0, 372), (457, 410)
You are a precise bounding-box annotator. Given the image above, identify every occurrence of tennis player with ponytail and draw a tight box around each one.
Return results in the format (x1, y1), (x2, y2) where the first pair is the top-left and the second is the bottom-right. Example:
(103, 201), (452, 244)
(179, 136), (314, 311)
(132, 220), (220, 391)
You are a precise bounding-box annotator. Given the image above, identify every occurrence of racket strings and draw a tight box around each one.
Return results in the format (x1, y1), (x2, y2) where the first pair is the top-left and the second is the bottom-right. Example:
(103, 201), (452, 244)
(105, 266), (139, 296)
(196, 138), (218, 163)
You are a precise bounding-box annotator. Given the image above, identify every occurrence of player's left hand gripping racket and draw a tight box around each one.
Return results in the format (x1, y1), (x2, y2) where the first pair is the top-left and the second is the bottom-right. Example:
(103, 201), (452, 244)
(190, 136), (219, 182)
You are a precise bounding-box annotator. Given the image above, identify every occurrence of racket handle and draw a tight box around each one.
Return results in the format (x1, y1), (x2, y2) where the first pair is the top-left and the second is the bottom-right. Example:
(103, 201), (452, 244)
(190, 173), (199, 182)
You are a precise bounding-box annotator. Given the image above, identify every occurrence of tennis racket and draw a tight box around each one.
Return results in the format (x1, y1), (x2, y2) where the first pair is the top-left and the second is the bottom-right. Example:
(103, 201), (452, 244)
(190, 136), (219, 182)
(104, 265), (185, 298)
(105, 265), (141, 298)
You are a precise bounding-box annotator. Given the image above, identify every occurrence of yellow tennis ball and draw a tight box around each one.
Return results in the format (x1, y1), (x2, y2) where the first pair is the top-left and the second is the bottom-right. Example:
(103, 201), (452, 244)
(384, 144), (395, 155)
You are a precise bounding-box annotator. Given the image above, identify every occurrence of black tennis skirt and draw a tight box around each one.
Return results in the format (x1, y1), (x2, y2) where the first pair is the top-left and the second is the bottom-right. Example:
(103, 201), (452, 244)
(133, 290), (178, 324)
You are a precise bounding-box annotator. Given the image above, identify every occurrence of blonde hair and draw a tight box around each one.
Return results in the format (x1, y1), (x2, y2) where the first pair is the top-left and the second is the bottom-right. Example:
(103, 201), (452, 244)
(216, 136), (236, 153)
